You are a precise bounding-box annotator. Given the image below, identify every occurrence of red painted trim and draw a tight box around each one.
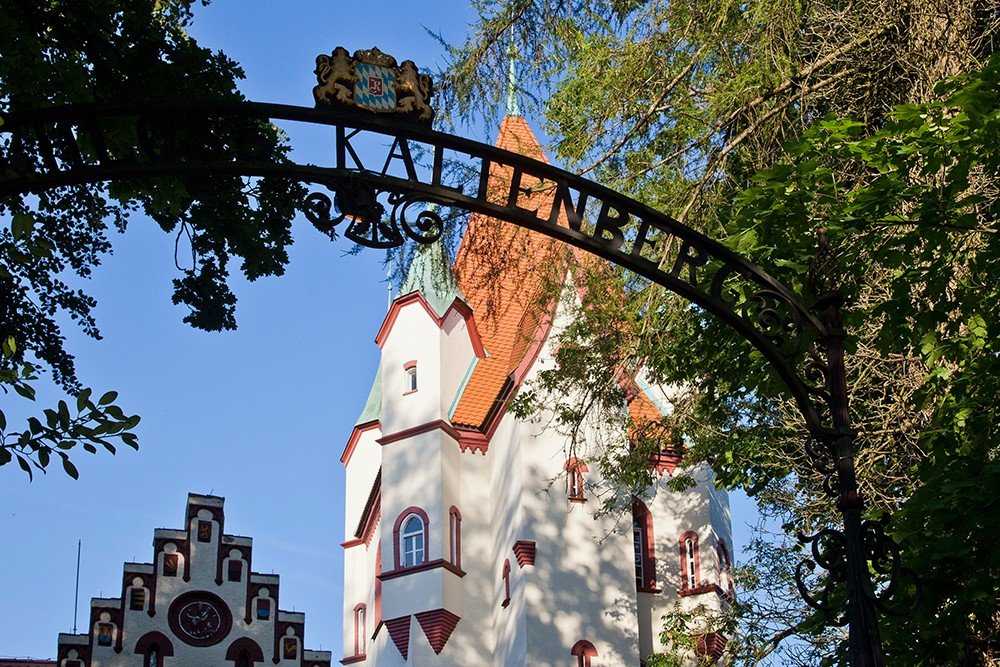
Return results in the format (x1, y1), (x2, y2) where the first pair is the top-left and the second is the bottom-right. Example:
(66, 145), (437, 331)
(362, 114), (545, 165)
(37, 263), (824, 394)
(384, 616), (412, 660)
(455, 428), (488, 454)
(678, 530), (702, 591)
(392, 506), (430, 570)
(379, 558), (466, 580)
(717, 540), (735, 599)
(352, 603), (367, 657)
(633, 498), (658, 592)
(678, 583), (727, 597)
(340, 655), (366, 665)
(403, 360), (417, 370)
(649, 451), (682, 475)
(696, 632), (729, 660)
(449, 506), (462, 570)
(571, 639), (599, 667)
(565, 457), (588, 502)
(415, 609), (461, 655)
(356, 487), (382, 548)
(375, 293), (486, 359)
(501, 558), (511, 607)
(341, 420), (381, 468)
(513, 540), (536, 567)
(378, 419), (460, 446)
(340, 538), (364, 549)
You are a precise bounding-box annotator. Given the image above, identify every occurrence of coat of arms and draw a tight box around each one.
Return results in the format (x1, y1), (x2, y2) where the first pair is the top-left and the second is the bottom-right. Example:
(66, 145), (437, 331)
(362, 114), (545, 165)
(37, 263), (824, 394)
(313, 46), (434, 123)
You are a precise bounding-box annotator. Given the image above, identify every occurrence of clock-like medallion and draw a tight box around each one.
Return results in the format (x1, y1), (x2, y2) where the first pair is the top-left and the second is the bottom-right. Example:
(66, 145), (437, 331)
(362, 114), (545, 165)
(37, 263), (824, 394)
(167, 591), (232, 646)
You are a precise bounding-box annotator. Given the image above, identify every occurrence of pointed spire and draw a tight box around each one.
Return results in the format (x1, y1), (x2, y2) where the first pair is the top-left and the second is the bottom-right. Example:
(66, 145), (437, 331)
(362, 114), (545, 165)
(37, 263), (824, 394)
(356, 363), (382, 425)
(400, 225), (464, 318)
(506, 33), (521, 117)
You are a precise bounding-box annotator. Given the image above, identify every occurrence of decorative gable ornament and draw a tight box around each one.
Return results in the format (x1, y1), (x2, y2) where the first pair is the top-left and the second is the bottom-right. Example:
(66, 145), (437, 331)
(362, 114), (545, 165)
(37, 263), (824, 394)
(313, 46), (434, 123)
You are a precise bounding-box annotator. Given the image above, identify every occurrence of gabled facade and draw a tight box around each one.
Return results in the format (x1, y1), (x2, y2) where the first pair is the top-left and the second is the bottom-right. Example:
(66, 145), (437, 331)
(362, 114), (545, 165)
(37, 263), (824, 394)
(340, 114), (732, 666)
(56, 493), (331, 667)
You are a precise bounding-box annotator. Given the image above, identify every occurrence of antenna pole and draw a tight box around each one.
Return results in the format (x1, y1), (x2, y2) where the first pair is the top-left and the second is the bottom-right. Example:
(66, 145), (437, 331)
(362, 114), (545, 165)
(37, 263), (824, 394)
(72, 539), (81, 633)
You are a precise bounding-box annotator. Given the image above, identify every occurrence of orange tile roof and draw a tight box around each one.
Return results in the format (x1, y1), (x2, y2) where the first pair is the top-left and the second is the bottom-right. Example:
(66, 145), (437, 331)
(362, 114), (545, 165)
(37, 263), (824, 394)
(451, 116), (568, 428)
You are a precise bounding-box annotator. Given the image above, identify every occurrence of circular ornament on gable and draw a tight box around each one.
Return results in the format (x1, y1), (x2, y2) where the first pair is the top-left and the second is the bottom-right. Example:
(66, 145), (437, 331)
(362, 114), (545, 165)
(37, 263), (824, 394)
(167, 591), (232, 646)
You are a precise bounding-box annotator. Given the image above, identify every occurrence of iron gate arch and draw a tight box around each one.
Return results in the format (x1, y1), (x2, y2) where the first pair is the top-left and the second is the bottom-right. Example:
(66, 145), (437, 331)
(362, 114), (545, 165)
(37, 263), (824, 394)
(0, 99), (911, 666)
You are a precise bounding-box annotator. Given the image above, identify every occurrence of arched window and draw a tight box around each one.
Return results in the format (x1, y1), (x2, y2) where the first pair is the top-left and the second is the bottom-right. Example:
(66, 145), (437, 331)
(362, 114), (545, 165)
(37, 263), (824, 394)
(632, 498), (657, 592)
(403, 361), (417, 393)
(353, 603), (367, 656)
(135, 631), (174, 667)
(501, 558), (511, 608)
(225, 637), (264, 666)
(570, 639), (598, 667)
(449, 506), (462, 569)
(402, 516), (425, 566)
(392, 507), (429, 570)
(718, 540), (734, 597)
(679, 531), (701, 590)
(564, 458), (588, 503)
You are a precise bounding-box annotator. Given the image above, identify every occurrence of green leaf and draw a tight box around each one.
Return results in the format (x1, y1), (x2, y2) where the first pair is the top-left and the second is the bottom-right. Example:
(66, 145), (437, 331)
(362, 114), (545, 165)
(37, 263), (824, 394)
(0, 447), (11, 465)
(98, 390), (118, 406)
(13, 383), (36, 401)
(61, 456), (79, 480)
(0, 409), (5, 432)
(76, 387), (93, 413)
(11, 212), (34, 240)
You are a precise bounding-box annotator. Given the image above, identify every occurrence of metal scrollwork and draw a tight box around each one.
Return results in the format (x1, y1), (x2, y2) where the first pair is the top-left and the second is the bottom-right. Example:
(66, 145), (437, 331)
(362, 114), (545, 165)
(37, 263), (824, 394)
(796, 527), (850, 621)
(388, 192), (443, 244)
(738, 288), (805, 358)
(304, 183), (442, 249)
(797, 519), (919, 622)
(860, 519), (920, 616)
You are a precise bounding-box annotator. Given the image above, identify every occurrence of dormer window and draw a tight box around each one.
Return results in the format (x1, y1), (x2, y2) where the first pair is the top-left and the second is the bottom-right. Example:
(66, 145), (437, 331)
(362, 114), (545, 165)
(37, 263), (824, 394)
(403, 361), (417, 393)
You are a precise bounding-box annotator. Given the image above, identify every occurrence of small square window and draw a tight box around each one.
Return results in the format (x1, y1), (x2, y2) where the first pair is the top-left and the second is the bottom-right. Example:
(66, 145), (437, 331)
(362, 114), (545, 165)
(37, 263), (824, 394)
(97, 623), (113, 647)
(404, 366), (417, 393)
(163, 554), (178, 577)
(228, 559), (242, 582)
(129, 588), (146, 611)
(197, 520), (212, 542)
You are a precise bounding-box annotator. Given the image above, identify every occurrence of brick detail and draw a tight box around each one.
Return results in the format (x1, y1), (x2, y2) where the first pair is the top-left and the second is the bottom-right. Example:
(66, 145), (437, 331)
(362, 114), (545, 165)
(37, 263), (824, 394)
(385, 616), (411, 660)
(513, 540), (536, 567)
(696, 632), (728, 660)
(415, 609), (461, 655)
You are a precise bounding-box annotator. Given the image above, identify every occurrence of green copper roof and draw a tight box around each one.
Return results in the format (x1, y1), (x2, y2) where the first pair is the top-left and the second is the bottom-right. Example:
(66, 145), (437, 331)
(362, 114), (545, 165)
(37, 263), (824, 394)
(399, 237), (464, 318)
(356, 363), (382, 425)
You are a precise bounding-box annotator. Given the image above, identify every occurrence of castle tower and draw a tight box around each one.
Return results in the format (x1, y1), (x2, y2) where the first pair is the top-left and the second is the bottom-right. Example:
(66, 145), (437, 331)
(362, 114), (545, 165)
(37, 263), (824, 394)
(339, 112), (732, 666)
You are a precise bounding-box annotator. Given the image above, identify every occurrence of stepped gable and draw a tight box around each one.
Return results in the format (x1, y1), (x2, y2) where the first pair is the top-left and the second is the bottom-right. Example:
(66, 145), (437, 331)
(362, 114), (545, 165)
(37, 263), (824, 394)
(451, 115), (568, 429)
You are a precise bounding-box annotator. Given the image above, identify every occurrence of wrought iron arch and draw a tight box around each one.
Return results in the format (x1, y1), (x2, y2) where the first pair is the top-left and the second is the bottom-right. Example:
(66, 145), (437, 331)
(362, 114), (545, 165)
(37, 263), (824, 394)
(0, 99), (909, 666)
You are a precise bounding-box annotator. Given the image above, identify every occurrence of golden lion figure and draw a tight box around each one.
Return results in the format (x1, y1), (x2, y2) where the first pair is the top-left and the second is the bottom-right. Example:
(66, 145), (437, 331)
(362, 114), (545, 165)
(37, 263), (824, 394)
(395, 60), (433, 120)
(313, 46), (354, 106)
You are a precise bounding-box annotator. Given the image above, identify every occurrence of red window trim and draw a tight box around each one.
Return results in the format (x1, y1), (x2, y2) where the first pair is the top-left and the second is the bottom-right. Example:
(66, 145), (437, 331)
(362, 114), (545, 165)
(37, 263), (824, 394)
(633, 498), (658, 592)
(717, 539), (735, 598)
(352, 603), (367, 657)
(564, 457), (588, 503)
(570, 639), (598, 667)
(448, 506), (462, 569)
(403, 361), (418, 394)
(392, 506), (430, 570)
(678, 530), (701, 591)
(501, 558), (511, 608)
(374, 546), (382, 629)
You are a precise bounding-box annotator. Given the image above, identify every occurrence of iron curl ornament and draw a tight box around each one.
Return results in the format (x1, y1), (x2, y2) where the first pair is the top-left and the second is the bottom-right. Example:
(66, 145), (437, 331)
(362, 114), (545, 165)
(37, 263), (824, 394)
(797, 517), (920, 622)
(302, 180), (443, 249)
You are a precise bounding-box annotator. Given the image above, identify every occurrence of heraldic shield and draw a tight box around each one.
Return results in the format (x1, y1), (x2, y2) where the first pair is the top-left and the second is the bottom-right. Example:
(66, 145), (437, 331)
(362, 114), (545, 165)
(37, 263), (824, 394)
(313, 46), (434, 123)
(355, 61), (396, 111)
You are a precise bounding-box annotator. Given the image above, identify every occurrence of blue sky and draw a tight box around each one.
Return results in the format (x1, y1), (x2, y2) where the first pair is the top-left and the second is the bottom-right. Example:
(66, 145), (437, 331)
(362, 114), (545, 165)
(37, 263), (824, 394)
(0, 2), (758, 659)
